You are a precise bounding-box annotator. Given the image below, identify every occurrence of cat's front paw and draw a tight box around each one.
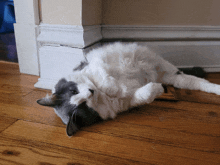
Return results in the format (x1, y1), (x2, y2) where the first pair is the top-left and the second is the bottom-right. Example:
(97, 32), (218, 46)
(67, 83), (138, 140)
(101, 77), (119, 97)
(147, 82), (164, 97)
(104, 86), (119, 97)
(70, 96), (86, 106)
(70, 92), (92, 106)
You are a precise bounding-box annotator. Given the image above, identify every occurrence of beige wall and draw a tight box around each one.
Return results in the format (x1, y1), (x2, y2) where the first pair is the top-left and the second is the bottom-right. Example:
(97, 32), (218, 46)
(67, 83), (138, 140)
(82, 0), (102, 25)
(39, 0), (102, 25)
(39, 0), (220, 26)
(102, 0), (220, 26)
(40, 0), (82, 25)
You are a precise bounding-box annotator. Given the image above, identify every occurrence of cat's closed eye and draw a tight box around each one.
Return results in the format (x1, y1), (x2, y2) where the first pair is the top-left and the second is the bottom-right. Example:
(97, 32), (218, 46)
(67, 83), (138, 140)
(70, 89), (78, 95)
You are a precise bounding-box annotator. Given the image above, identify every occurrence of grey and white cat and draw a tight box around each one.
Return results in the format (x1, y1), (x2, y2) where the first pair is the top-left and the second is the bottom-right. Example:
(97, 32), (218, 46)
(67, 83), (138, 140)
(37, 42), (220, 136)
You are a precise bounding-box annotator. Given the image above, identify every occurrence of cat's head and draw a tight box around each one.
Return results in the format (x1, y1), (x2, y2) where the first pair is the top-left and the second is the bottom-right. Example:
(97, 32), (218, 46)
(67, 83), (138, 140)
(37, 78), (102, 136)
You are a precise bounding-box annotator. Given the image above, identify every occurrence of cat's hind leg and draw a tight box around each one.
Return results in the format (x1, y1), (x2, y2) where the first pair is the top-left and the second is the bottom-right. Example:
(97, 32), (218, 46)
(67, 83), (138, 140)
(162, 72), (220, 95)
(130, 82), (164, 107)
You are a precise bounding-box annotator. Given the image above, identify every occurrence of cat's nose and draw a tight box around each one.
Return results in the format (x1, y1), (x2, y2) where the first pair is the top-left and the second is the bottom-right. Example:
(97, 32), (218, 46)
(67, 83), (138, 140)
(89, 89), (94, 95)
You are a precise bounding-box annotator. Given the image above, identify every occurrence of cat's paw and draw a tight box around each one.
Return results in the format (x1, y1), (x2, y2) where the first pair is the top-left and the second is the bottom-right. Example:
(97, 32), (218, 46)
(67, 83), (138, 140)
(104, 86), (119, 97)
(101, 77), (119, 97)
(147, 82), (164, 97)
(70, 96), (86, 106)
(70, 91), (92, 106)
(143, 83), (164, 103)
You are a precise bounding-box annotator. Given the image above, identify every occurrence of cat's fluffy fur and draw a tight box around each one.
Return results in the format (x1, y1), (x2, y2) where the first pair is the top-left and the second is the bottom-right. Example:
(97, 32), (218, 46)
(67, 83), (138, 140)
(66, 42), (220, 118)
(65, 43), (174, 119)
(37, 42), (220, 135)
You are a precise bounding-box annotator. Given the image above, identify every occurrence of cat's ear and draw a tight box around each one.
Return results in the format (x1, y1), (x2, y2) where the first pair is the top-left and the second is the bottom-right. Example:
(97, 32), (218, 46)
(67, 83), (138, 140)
(66, 112), (79, 136)
(37, 94), (59, 107)
(37, 78), (68, 107)
(54, 78), (67, 92)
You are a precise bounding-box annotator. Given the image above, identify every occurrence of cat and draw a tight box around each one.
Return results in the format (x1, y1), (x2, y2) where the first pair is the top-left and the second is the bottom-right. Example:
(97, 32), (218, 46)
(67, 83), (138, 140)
(37, 42), (220, 136)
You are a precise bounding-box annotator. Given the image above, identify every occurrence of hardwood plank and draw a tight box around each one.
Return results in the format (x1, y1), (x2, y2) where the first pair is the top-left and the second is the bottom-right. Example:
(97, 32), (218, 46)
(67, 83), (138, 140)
(150, 100), (220, 115)
(0, 84), (32, 96)
(0, 87), (33, 106)
(0, 103), (64, 127)
(207, 78), (220, 85)
(206, 72), (220, 83)
(0, 135), (143, 165)
(174, 88), (220, 105)
(115, 106), (220, 136)
(18, 74), (39, 89)
(2, 120), (220, 165)
(135, 103), (220, 124)
(0, 94), (26, 106)
(0, 89), (50, 108)
(82, 120), (220, 154)
(0, 61), (19, 72)
(0, 74), (39, 89)
(21, 89), (52, 108)
(0, 115), (17, 132)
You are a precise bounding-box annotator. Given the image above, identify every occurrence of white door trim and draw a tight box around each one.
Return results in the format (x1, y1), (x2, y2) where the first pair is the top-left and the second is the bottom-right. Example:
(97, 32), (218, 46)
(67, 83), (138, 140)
(14, 0), (40, 75)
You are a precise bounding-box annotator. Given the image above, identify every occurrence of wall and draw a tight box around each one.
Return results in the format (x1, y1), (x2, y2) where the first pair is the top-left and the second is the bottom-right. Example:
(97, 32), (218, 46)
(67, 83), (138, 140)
(40, 0), (82, 25)
(102, 0), (220, 26)
(39, 0), (102, 25)
(40, 0), (220, 26)
(82, 0), (102, 25)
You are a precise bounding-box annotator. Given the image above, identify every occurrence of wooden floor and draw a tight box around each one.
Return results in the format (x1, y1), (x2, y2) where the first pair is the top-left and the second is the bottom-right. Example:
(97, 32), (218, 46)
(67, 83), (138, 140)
(0, 61), (220, 165)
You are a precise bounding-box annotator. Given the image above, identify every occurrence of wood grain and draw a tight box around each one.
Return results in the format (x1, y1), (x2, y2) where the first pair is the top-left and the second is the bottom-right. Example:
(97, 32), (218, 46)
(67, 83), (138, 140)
(114, 107), (220, 136)
(83, 120), (220, 154)
(2, 120), (220, 165)
(0, 135), (143, 165)
(174, 88), (220, 105)
(0, 61), (220, 165)
(0, 84), (32, 96)
(0, 103), (64, 127)
(0, 61), (19, 74)
(0, 115), (17, 132)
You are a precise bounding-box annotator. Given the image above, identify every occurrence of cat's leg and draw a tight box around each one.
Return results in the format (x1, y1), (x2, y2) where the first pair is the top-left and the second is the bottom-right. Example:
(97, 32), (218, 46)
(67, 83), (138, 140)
(93, 66), (119, 97)
(162, 72), (220, 95)
(100, 76), (119, 97)
(130, 82), (164, 107)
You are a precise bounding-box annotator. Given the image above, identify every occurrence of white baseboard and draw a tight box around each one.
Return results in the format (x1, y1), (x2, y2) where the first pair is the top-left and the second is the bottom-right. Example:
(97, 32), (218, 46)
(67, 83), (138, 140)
(102, 25), (220, 40)
(37, 24), (102, 48)
(136, 41), (220, 72)
(34, 78), (57, 90)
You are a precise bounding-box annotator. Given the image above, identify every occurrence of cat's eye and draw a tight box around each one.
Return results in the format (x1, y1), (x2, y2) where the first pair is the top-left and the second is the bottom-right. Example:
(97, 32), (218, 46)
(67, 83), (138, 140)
(70, 90), (78, 95)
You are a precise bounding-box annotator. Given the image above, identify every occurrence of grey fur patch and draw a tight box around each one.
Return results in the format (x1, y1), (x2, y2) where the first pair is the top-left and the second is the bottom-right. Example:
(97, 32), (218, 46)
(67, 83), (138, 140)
(37, 77), (102, 136)
(73, 61), (89, 71)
